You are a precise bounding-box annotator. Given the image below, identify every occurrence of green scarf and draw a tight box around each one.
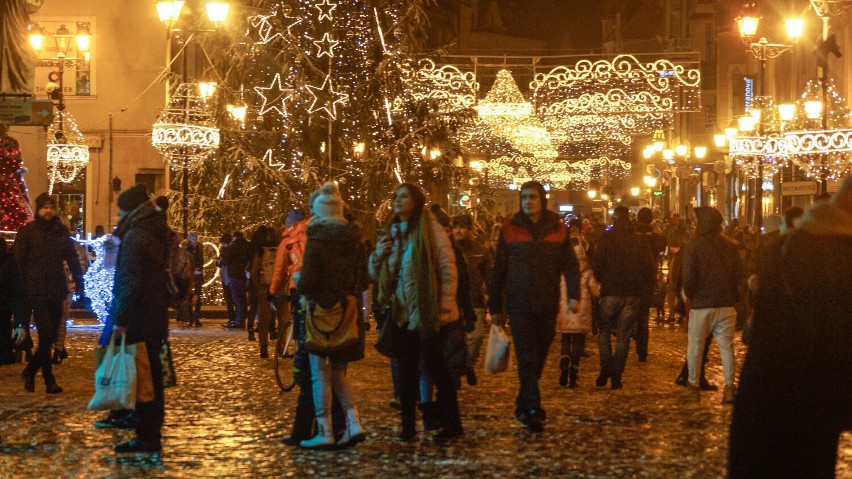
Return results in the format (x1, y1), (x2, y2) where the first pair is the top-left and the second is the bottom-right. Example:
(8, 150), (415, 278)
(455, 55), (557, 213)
(377, 213), (440, 332)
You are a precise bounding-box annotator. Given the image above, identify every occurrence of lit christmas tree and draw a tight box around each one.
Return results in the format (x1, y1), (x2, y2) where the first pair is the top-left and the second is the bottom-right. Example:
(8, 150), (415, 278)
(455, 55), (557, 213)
(170, 0), (468, 234)
(0, 136), (34, 232)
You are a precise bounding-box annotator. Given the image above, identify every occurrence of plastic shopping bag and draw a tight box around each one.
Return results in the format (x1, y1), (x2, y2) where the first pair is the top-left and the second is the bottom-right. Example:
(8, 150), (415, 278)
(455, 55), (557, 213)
(484, 324), (510, 374)
(88, 334), (137, 411)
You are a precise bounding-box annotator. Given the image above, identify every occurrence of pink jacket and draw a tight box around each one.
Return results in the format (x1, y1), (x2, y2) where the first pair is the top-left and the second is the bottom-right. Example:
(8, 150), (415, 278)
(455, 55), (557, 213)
(556, 252), (600, 334)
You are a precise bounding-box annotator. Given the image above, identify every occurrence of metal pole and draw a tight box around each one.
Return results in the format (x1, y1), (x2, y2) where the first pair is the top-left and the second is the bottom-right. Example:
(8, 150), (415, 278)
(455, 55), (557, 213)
(107, 113), (113, 230)
(755, 57), (766, 231)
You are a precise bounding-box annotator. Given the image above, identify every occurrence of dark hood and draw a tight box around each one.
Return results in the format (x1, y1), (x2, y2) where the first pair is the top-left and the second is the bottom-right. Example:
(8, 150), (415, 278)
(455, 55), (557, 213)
(114, 200), (169, 240)
(307, 217), (360, 245)
(695, 207), (723, 236)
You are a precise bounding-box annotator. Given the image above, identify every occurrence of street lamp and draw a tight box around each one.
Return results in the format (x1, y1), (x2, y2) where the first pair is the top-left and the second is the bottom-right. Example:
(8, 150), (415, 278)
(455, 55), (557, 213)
(153, 1), (229, 237)
(29, 23), (92, 193)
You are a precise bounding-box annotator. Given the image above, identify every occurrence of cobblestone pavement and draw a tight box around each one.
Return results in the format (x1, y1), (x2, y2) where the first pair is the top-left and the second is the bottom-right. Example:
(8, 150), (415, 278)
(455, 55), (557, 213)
(1, 317), (850, 478)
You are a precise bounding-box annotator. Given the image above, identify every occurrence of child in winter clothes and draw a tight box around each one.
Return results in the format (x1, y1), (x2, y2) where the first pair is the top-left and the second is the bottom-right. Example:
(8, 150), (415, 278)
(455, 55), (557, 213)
(556, 239), (600, 388)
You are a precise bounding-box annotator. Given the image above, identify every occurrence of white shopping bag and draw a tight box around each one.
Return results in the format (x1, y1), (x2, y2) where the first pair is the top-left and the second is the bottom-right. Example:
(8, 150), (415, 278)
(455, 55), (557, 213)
(484, 324), (510, 374)
(88, 334), (137, 411)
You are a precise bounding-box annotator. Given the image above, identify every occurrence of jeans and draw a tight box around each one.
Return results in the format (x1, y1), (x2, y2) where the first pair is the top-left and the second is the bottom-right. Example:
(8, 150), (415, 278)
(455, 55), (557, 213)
(136, 339), (165, 445)
(230, 277), (247, 326)
(509, 312), (556, 417)
(309, 354), (355, 418)
(222, 280), (235, 323)
(687, 307), (736, 386)
(398, 328), (461, 434)
(634, 299), (650, 360)
(598, 296), (642, 382)
(465, 308), (487, 370)
(192, 274), (203, 320)
(23, 299), (64, 383)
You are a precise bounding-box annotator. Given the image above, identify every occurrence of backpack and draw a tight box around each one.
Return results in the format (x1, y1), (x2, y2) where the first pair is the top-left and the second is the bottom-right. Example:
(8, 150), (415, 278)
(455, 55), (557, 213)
(165, 232), (194, 308)
(260, 246), (277, 286)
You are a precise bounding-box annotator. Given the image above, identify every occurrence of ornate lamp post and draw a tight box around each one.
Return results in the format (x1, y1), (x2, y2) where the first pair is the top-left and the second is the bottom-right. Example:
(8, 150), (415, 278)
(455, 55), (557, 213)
(29, 23), (92, 193)
(152, 0), (229, 237)
(734, 13), (803, 229)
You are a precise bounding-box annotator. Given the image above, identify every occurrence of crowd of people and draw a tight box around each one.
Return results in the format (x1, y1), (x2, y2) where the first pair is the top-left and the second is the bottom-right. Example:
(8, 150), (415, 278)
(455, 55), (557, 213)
(1, 177), (849, 476)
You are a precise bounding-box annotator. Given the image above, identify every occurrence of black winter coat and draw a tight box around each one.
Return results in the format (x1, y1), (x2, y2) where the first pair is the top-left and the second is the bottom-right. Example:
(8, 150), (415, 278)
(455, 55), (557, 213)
(111, 203), (171, 344)
(225, 237), (250, 279)
(681, 217), (743, 309)
(187, 242), (204, 274)
(591, 221), (655, 297)
(297, 218), (368, 362)
(456, 237), (491, 308)
(489, 210), (580, 318)
(13, 216), (83, 305)
(729, 222), (852, 477)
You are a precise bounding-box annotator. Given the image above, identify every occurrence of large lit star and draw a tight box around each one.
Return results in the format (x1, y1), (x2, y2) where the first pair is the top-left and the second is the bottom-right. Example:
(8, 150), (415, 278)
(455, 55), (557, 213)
(314, 0), (338, 22)
(306, 75), (349, 120)
(263, 149), (287, 169)
(248, 14), (281, 44)
(312, 32), (339, 58)
(254, 73), (293, 117)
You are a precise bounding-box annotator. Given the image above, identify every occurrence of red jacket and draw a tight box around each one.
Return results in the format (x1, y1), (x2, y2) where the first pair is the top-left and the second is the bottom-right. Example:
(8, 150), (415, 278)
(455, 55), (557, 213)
(269, 218), (308, 295)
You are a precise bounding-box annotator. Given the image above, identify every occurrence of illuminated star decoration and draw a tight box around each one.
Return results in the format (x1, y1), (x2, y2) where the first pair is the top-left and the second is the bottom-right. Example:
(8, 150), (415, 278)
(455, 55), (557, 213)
(314, 0), (338, 22)
(254, 73), (293, 117)
(263, 149), (287, 169)
(248, 14), (282, 44)
(306, 75), (349, 120)
(281, 11), (303, 36)
(313, 32), (339, 58)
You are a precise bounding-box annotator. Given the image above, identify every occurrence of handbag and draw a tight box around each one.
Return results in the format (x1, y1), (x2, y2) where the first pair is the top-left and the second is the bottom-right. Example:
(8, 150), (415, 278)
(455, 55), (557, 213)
(304, 295), (360, 355)
(375, 298), (402, 358)
(160, 340), (177, 388)
(88, 334), (137, 411)
(484, 324), (510, 374)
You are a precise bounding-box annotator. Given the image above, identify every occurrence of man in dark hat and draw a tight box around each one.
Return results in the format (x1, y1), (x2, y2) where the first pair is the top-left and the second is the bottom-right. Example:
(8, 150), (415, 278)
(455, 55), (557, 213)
(110, 184), (171, 453)
(590, 206), (655, 390)
(488, 181), (580, 432)
(12, 193), (84, 394)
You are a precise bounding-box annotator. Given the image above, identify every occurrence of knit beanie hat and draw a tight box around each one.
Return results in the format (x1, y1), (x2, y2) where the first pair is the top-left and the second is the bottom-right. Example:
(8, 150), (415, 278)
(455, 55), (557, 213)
(117, 184), (149, 212)
(285, 208), (306, 226)
(35, 192), (55, 211)
(310, 182), (344, 220)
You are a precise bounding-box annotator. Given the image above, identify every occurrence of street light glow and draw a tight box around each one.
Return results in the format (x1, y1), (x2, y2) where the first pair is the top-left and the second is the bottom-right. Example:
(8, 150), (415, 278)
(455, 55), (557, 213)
(694, 146), (707, 159)
(630, 187), (640, 196)
(156, 1), (186, 27)
(778, 103), (796, 122)
(205, 1), (230, 26)
(804, 100), (823, 119)
(714, 134), (727, 148)
(736, 16), (760, 38)
(785, 18), (805, 41)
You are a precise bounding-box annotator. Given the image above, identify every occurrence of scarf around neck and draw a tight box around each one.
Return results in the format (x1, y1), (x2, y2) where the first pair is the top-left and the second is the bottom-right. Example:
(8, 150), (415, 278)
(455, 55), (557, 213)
(378, 212), (440, 332)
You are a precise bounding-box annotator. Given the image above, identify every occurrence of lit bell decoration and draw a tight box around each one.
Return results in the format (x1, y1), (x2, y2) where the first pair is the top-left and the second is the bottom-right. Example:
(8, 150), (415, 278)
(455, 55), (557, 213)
(151, 83), (220, 170)
(729, 96), (788, 180)
(46, 110), (90, 194)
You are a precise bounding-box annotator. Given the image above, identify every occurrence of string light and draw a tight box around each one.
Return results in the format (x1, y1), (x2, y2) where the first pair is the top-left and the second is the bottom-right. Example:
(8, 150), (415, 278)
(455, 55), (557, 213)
(0, 136), (34, 231)
(305, 74), (349, 120)
(46, 110), (90, 194)
(151, 82), (220, 171)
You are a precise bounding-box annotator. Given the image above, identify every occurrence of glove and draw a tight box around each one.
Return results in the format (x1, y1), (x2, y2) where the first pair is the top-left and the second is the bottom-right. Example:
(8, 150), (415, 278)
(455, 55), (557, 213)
(490, 313), (506, 327)
(12, 327), (25, 345)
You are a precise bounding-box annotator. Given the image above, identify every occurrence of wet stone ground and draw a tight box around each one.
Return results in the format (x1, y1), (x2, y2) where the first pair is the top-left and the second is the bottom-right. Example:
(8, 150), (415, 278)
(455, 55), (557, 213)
(1, 315), (850, 478)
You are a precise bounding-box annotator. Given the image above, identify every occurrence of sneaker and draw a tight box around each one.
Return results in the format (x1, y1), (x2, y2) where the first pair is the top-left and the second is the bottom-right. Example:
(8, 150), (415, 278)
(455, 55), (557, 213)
(114, 438), (161, 453)
(682, 383), (700, 402)
(722, 384), (737, 404)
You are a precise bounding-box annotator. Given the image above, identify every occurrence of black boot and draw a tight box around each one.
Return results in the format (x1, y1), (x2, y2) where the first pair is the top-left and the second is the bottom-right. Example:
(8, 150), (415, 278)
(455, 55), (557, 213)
(45, 377), (63, 394)
(399, 403), (417, 441)
(568, 366), (579, 388)
(419, 402), (441, 432)
(22, 371), (34, 393)
(558, 356), (570, 387)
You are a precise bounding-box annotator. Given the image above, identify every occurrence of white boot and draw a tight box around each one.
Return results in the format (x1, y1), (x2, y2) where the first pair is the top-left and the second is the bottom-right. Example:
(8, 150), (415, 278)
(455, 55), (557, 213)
(299, 416), (335, 449)
(338, 407), (365, 446)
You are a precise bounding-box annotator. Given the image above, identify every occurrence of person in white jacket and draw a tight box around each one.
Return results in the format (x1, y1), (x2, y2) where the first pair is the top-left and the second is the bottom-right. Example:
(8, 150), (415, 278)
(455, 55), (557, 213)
(556, 239), (600, 388)
(370, 183), (462, 442)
